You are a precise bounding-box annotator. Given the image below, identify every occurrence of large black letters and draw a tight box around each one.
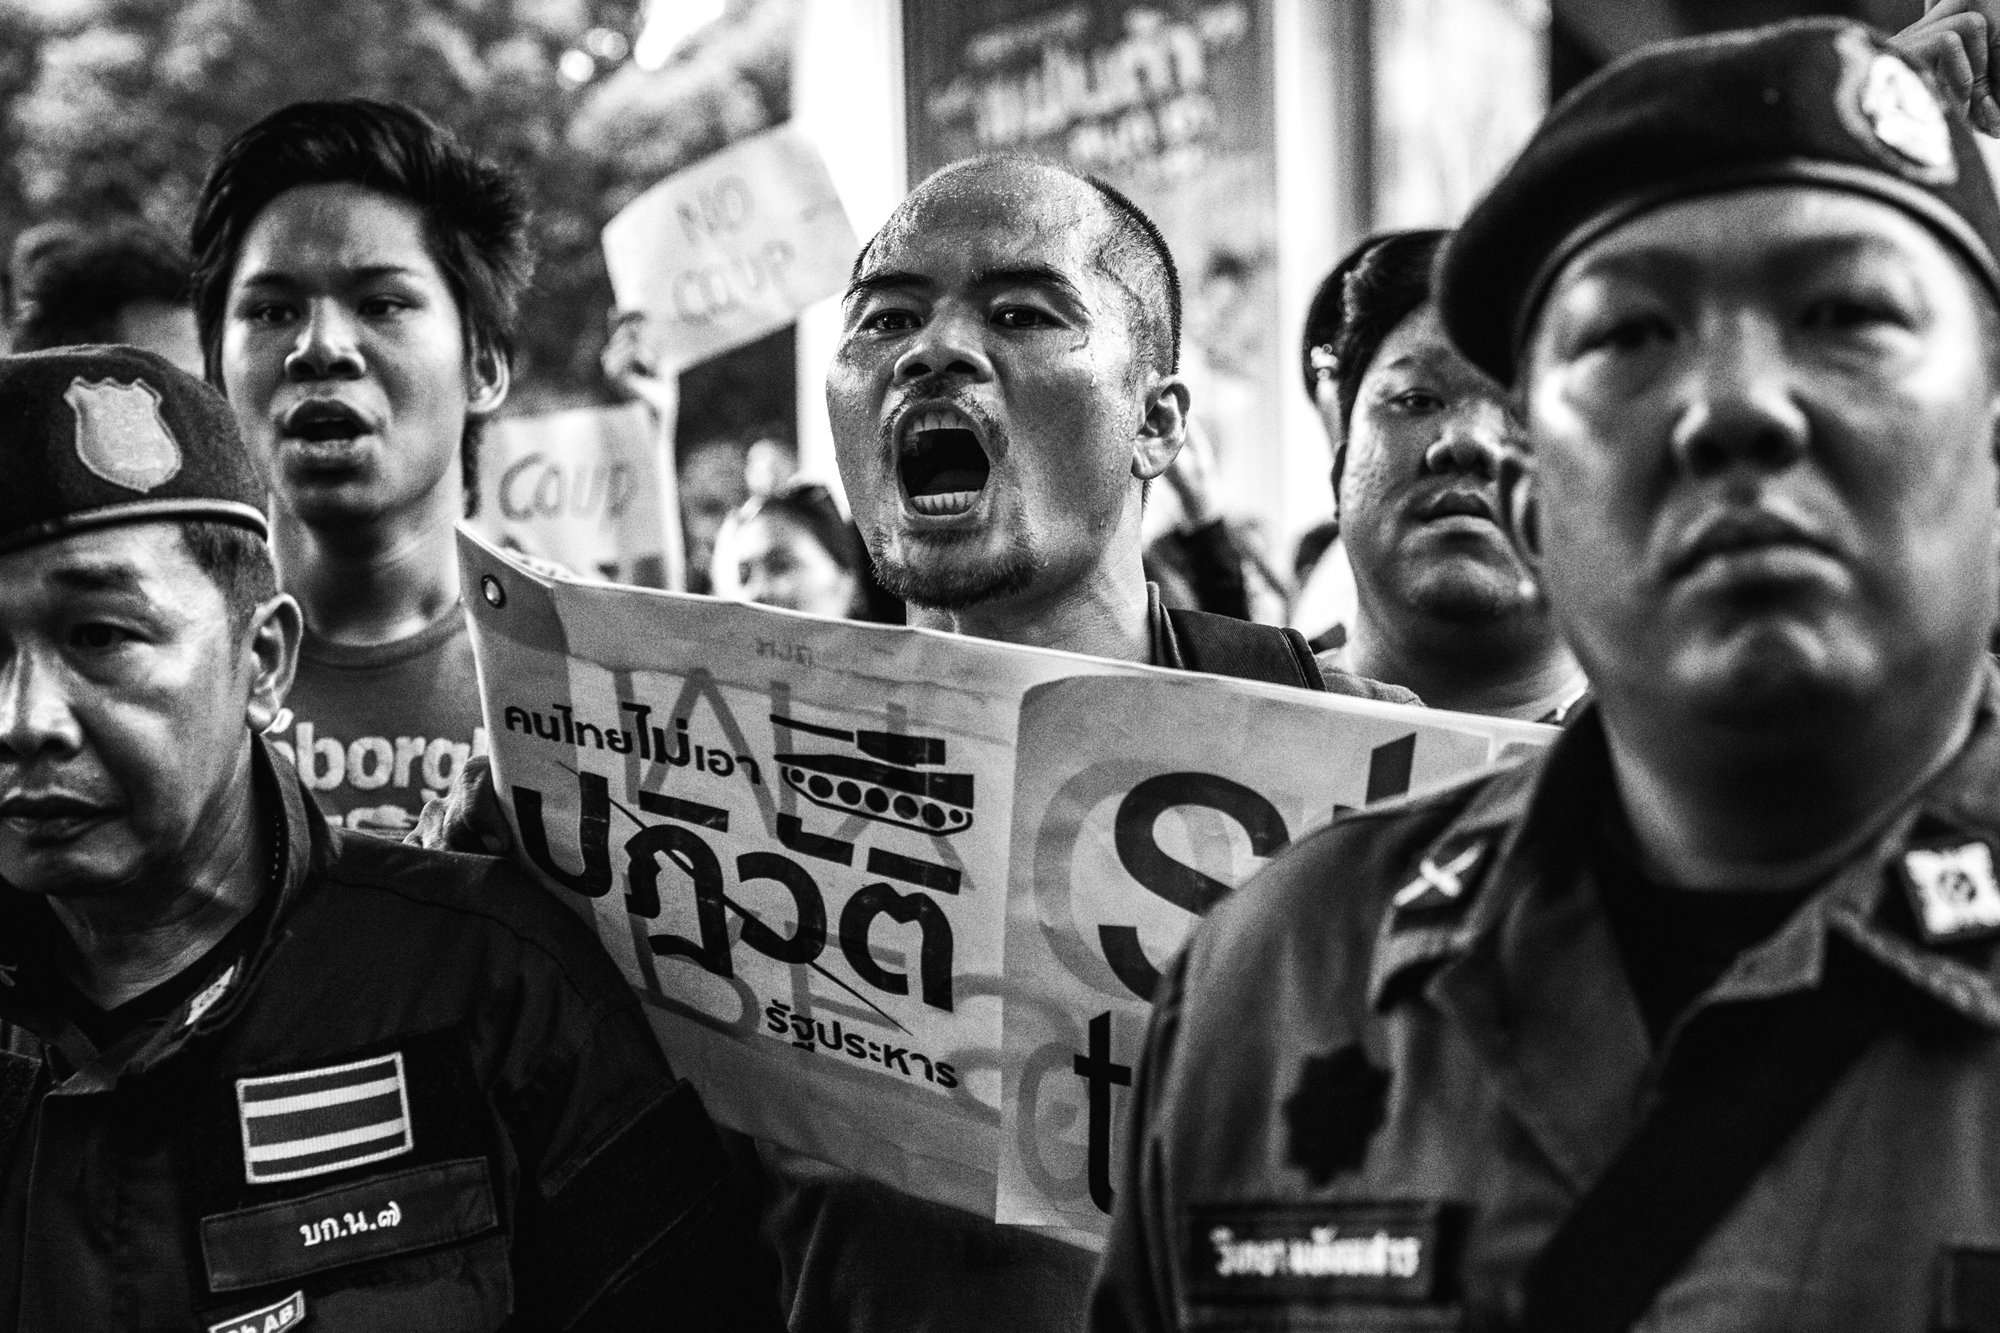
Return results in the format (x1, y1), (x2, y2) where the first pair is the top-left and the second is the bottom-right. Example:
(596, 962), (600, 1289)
(1103, 773), (1288, 1000)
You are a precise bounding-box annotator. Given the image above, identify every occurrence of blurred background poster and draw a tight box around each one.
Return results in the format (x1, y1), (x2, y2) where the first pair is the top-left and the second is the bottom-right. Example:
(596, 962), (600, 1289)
(1373, 0), (1550, 229)
(902, 0), (1283, 542)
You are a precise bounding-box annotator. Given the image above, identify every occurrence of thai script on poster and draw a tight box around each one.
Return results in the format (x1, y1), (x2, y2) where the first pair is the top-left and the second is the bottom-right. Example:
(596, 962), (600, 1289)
(459, 528), (1551, 1245)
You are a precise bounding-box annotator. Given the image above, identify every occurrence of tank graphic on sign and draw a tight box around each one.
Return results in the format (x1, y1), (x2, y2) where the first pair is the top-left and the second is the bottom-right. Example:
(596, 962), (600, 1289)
(772, 714), (974, 836)
(64, 376), (183, 492)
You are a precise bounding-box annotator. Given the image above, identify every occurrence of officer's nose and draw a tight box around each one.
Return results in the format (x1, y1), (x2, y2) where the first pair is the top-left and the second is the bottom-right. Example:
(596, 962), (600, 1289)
(0, 650), (83, 765)
(1668, 314), (1808, 478)
(893, 305), (993, 387)
(283, 299), (365, 383)
(1422, 400), (1516, 481)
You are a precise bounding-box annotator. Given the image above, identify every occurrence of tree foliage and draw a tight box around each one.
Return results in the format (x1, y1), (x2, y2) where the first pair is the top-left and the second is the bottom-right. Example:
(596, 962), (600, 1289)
(0, 0), (798, 411)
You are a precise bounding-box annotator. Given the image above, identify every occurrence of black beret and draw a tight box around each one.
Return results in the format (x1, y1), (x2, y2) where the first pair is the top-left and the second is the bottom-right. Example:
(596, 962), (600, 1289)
(0, 345), (266, 555)
(1439, 18), (2000, 386)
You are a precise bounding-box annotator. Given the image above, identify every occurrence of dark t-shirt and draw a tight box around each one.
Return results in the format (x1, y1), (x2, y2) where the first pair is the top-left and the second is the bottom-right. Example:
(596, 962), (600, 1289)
(1593, 795), (1815, 1043)
(266, 604), (487, 838)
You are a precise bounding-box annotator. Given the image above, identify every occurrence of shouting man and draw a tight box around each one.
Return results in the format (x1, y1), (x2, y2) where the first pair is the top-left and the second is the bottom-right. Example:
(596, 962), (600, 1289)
(191, 99), (524, 836)
(767, 155), (1413, 1332)
(421, 153), (1414, 1331)
(1095, 19), (2000, 1331)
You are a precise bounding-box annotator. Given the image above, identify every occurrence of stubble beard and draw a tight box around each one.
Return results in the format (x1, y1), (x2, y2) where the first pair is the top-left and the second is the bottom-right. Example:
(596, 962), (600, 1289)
(867, 524), (1043, 611)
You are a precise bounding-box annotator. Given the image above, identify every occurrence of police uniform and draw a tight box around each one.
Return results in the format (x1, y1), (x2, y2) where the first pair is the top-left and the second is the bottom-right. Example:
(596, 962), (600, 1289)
(1096, 686), (2000, 1331)
(1093, 21), (2000, 1333)
(0, 348), (781, 1331)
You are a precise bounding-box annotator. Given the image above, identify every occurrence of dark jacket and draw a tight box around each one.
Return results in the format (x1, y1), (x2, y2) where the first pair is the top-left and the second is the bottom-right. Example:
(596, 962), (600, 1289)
(0, 741), (780, 1331)
(1095, 685), (2000, 1331)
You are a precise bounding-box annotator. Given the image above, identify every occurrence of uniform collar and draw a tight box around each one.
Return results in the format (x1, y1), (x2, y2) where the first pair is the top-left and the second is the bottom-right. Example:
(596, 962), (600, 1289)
(0, 734), (327, 1080)
(1370, 668), (2000, 1025)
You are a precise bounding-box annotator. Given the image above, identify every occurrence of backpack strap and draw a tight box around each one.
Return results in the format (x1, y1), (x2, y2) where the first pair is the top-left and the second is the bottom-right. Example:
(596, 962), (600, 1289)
(1163, 608), (1325, 691)
(1518, 938), (1893, 1330)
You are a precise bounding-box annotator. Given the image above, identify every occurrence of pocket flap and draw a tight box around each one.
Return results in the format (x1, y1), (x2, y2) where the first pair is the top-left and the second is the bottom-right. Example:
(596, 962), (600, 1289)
(202, 1156), (498, 1293)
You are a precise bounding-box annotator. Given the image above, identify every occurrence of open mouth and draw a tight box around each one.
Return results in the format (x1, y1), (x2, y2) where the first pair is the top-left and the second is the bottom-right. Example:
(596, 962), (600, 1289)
(897, 405), (990, 518)
(282, 399), (371, 444)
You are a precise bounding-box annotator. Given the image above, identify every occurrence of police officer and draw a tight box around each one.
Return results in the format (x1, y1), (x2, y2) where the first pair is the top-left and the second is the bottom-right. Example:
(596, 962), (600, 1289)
(0, 347), (780, 1328)
(1095, 20), (2000, 1331)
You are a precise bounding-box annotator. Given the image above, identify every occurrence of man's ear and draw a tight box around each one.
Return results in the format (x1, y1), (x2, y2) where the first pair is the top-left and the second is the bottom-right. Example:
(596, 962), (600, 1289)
(244, 593), (303, 735)
(1132, 374), (1190, 481)
(467, 341), (511, 417)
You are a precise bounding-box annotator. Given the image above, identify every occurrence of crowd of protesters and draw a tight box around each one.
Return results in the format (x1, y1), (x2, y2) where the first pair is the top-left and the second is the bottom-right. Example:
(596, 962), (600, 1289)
(4, 4), (2000, 1329)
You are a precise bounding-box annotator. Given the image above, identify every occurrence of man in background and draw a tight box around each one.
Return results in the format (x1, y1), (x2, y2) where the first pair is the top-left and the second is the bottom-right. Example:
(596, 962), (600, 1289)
(1298, 230), (1584, 720)
(191, 98), (527, 836)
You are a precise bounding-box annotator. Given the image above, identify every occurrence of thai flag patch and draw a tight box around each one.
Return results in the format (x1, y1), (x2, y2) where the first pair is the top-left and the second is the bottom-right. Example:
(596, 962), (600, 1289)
(237, 1052), (414, 1185)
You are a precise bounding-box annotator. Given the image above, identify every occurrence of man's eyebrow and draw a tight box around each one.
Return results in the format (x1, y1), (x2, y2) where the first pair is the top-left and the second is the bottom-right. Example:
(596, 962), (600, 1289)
(48, 562), (148, 596)
(1564, 245), (1702, 289)
(235, 263), (429, 290)
(845, 269), (933, 302)
(969, 264), (1085, 303)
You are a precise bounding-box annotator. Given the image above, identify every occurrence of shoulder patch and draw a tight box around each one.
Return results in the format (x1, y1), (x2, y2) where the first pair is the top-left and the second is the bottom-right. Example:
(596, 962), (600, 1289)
(1391, 839), (1488, 916)
(64, 376), (183, 493)
(1900, 840), (2000, 944)
(1283, 1042), (1389, 1185)
(237, 1051), (413, 1185)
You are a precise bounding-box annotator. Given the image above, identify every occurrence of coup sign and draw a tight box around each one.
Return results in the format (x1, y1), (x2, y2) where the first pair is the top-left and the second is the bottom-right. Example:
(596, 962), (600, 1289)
(602, 122), (861, 373)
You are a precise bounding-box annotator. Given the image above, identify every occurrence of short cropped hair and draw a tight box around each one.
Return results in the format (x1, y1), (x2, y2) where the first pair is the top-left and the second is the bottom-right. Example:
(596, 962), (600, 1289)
(1303, 229), (1448, 495)
(189, 99), (534, 510)
(1076, 171), (1181, 377)
(10, 222), (190, 352)
(861, 155), (1182, 379)
(179, 519), (278, 637)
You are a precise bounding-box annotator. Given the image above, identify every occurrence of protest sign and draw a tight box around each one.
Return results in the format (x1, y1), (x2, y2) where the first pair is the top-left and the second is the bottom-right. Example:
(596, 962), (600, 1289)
(474, 402), (673, 586)
(459, 527), (1552, 1238)
(602, 122), (860, 373)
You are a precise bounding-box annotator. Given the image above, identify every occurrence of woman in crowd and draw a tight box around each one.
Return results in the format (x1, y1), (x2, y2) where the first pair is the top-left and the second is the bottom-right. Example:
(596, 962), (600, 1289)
(709, 480), (902, 623)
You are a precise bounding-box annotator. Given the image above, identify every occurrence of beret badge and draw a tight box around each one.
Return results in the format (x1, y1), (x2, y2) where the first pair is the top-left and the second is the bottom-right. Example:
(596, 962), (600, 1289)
(64, 376), (183, 494)
(1839, 30), (1957, 185)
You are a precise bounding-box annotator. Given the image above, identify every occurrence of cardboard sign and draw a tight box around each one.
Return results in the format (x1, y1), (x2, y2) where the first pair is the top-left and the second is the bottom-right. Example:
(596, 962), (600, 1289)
(474, 403), (672, 587)
(602, 122), (860, 373)
(459, 528), (1551, 1241)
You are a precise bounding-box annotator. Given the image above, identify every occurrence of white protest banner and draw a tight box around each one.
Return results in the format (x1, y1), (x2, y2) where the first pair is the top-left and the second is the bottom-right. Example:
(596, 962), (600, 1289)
(459, 528), (1552, 1234)
(602, 122), (860, 373)
(474, 403), (671, 585)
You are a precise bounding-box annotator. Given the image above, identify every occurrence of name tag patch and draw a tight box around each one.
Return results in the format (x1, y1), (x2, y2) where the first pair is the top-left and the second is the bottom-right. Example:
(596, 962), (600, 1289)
(1900, 840), (2000, 944)
(1184, 1201), (1453, 1306)
(208, 1290), (304, 1333)
(202, 1156), (497, 1292)
(237, 1051), (413, 1185)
